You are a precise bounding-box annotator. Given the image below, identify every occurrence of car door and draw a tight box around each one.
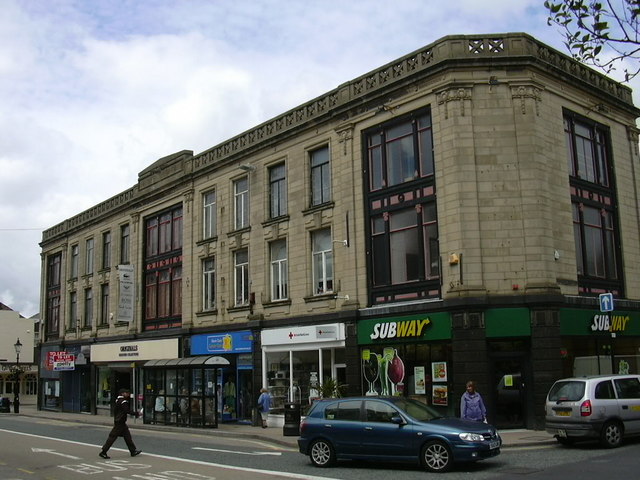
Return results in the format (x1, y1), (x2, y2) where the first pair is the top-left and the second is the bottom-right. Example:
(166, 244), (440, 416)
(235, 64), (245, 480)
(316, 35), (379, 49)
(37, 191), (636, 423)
(322, 399), (363, 455)
(360, 399), (415, 460)
(613, 377), (640, 434)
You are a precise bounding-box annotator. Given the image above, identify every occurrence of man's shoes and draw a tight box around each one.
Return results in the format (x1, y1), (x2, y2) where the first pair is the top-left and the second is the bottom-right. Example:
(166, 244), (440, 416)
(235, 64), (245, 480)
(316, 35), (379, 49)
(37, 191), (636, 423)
(130, 450), (142, 457)
(99, 451), (110, 459)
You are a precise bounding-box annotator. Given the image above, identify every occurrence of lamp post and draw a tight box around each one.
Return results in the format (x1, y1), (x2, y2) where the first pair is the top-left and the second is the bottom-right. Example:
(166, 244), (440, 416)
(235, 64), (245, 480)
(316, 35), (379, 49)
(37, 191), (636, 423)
(13, 338), (22, 413)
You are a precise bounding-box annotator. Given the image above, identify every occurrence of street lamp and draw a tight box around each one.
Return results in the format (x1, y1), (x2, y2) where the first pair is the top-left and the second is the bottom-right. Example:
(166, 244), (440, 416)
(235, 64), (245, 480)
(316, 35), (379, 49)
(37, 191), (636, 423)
(13, 338), (22, 413)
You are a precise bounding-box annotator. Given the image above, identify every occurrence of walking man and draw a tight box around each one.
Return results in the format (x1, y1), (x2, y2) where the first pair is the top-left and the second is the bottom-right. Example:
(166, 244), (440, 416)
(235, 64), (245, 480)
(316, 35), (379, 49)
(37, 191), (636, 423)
(99, 388), (142, 459)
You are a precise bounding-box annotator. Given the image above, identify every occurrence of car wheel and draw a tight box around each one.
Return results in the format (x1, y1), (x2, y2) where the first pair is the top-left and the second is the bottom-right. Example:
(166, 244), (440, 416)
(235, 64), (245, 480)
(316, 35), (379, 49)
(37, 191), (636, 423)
(309, 439), (336, 468)
(600, 421), (623, 448)
(421, 440), (453, 473)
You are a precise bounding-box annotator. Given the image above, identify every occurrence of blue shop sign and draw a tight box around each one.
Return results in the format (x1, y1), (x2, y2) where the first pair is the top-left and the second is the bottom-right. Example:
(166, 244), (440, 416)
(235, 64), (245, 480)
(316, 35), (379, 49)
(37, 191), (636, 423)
(191, 330), (254, 355)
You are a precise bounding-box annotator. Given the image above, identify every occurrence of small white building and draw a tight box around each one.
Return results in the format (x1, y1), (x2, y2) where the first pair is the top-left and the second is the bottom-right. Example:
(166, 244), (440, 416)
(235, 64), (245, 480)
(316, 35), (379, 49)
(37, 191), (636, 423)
(0, 303), (37, 406)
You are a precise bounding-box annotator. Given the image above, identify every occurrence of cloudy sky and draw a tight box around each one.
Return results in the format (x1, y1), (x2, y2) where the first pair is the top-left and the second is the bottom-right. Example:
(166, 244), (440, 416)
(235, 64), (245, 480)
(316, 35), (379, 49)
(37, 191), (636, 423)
(1, 0), (638, 317)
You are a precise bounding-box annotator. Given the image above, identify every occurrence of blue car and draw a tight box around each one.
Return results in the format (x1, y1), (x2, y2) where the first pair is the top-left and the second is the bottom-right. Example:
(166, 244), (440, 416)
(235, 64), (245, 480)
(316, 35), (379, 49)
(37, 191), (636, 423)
(298, 396), (501, 472)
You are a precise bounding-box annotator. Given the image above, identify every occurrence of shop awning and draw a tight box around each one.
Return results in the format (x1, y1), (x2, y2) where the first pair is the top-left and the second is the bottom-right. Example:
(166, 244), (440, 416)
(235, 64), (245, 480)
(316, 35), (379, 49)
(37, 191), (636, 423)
(143, 356), (231, 368)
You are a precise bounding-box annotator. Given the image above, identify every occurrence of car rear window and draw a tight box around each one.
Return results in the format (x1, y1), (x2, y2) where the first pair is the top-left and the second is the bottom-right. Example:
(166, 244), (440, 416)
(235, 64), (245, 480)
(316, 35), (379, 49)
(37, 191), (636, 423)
(548, 380), (585, 401)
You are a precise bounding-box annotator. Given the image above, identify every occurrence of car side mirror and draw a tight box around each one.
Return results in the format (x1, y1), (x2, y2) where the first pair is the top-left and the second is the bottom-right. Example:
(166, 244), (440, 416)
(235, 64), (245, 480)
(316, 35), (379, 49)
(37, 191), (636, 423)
(391, 416), (406, 425)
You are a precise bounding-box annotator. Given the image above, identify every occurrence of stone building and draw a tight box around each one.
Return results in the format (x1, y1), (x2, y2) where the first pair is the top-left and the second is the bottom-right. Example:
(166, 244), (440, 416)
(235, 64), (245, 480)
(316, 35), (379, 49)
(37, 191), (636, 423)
(39, 33), (640, 429)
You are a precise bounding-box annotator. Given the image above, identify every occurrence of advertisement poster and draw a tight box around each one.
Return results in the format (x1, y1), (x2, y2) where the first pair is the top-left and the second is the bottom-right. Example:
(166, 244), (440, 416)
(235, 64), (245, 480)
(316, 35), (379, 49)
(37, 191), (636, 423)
(431, 361), (447, 382)
(414, 366), (426, 394)
(432, 384), (448, 405)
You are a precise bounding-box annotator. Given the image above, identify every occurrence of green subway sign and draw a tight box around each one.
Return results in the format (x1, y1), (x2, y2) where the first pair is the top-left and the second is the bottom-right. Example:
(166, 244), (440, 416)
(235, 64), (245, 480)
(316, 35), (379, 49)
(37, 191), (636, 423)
(560, 309), (640, 336)
(358, 312), (451, 345)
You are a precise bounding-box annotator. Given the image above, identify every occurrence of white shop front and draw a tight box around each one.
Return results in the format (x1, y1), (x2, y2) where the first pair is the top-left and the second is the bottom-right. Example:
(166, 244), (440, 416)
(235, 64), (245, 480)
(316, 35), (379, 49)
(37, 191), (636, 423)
(261, 323), (346, 419)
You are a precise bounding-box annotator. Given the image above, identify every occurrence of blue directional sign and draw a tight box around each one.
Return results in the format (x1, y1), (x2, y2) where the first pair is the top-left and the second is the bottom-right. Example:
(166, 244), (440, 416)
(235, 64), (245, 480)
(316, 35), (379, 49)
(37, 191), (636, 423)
(599, 293), (614, 312)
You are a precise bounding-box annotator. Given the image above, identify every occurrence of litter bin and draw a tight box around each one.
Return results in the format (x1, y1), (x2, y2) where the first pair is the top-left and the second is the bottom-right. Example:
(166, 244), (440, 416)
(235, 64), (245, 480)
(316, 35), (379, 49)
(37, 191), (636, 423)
(283, 402), (301, 436)
(0, 397), (10, 413)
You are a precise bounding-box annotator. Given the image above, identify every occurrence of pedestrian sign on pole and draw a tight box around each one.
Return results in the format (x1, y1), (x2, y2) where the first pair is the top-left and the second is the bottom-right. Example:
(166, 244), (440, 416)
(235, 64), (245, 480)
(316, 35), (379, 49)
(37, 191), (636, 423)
(599, 293), (614, 312)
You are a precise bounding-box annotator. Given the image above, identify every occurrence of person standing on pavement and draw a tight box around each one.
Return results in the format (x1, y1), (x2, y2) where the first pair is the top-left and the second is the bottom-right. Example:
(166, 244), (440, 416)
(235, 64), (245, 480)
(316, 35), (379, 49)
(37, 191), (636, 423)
(99, 388), (142, 459)
(460, 380), (487, 422)
(257, 387), (271, 428)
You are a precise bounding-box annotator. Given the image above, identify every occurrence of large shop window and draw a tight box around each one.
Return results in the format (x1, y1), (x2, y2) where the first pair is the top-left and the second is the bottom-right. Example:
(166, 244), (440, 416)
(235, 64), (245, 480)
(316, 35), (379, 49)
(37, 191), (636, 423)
(265, 348), (345, 415)
(565, 111), (622, 296)
(360, 343), (451, 410)
(365, 109), (439, 305)
(561, 337), (640, 377)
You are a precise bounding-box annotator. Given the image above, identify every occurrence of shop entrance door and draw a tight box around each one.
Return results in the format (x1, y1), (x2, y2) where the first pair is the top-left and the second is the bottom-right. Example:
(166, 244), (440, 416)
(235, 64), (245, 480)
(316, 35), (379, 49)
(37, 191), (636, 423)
(491, 357), (526, 429)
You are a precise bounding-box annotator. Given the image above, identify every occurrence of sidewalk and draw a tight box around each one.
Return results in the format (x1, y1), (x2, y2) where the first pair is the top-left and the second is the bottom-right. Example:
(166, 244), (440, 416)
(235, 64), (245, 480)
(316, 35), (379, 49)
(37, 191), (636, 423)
(12, 404), (556, 449)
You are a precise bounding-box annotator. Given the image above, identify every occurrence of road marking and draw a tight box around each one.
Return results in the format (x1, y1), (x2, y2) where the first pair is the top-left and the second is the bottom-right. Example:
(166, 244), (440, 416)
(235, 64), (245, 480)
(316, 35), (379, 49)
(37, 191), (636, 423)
(0, 428), (340, 480)
(193, 447), (282, 456)
(32, 448), (82, 460)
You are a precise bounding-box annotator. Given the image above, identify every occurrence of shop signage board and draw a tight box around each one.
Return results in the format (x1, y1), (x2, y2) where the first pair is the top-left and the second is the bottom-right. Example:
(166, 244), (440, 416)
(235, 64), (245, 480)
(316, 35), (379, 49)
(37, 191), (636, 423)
(261, 323), (346, 346)
(90, 338), (179, 362)
(560, 309), (640, 336)
(48, 351), (75, 371)
(357, 312), (451, 345)
(190, 330), (254, 355)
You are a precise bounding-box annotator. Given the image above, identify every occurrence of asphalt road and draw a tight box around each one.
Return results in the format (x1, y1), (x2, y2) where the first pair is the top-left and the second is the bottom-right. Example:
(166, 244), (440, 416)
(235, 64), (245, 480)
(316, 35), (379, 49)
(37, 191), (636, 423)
(0, 415), (638, 479)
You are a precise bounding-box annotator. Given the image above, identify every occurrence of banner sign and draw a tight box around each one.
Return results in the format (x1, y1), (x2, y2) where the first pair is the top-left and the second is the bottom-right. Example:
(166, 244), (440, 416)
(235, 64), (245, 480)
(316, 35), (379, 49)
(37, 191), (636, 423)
(117, 264), (135, 322)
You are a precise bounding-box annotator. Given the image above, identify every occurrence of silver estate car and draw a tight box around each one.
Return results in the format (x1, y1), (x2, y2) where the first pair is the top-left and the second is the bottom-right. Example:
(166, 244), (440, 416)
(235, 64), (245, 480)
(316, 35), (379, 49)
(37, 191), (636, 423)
(545, 374), (640, 448)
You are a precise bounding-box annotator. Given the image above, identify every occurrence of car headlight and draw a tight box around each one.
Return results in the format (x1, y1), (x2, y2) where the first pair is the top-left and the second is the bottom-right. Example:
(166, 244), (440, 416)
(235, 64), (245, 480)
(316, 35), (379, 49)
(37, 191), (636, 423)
(459, 432), (485, 442)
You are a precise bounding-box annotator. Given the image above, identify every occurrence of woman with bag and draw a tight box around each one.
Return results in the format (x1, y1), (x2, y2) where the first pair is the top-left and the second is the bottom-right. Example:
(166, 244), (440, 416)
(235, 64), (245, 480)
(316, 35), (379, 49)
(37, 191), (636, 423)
(257, 387), (271, 428)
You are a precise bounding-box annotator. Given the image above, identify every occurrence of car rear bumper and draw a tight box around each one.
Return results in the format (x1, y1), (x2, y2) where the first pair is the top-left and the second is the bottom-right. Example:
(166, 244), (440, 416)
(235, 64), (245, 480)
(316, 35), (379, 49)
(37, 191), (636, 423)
(545, 420), (602, 439)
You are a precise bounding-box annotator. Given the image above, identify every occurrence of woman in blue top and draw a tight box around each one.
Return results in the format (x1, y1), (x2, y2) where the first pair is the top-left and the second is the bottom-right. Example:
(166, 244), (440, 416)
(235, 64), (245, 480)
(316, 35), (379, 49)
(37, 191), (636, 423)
(460, 380), (487, 422)
(257, 387), (271, 428)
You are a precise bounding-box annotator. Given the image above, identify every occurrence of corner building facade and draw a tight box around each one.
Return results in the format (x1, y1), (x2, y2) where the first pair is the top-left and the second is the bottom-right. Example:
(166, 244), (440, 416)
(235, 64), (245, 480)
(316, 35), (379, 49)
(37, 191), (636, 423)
(40, 34), (640, 429)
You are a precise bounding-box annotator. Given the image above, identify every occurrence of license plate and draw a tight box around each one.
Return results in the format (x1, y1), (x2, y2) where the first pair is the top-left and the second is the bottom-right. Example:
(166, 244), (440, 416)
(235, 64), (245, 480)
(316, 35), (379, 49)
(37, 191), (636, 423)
(557, 429), (567, 438)
(556, 410), (571, 416)
(489, 440), (500, 449)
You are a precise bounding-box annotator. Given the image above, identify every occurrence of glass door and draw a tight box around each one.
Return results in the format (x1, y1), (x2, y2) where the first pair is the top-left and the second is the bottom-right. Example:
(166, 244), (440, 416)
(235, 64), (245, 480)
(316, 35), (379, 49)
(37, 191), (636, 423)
(491, 357), (526, 429)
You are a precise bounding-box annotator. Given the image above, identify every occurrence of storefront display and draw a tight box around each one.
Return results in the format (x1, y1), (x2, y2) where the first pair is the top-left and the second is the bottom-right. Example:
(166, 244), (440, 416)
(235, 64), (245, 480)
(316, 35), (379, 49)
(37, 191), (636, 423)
(357, 313), (452, 410)
(261, 324), (346, 415)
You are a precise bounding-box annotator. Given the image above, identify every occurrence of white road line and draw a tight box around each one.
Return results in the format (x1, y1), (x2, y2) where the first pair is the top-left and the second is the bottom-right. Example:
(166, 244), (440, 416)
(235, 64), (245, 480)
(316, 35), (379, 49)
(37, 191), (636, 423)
(193, 446), (281, 456)
(31, 448), (82, 459)
(0, 428), (342, 480)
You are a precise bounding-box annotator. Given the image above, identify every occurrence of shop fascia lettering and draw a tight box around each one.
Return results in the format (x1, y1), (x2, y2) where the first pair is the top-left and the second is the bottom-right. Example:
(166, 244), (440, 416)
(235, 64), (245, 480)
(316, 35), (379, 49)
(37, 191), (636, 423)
(370, 318), (431, 340)
(590, 314), (630, 333)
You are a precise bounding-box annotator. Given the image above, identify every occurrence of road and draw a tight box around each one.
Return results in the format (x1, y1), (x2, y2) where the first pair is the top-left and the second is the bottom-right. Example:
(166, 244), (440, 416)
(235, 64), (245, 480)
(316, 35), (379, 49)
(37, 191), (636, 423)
(0, 415), (637, 479)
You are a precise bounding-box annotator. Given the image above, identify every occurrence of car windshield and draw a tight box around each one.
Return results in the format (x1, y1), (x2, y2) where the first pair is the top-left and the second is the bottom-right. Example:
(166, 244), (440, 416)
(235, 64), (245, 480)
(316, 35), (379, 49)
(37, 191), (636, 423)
(392, 398), (442, 422)
(548, 380), (585, 402)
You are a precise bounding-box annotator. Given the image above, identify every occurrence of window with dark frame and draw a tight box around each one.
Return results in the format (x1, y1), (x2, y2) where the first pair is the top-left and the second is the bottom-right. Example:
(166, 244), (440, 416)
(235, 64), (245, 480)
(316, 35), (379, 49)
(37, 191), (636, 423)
(100, 284), (109, 325)
(234, 249), (249, 306)
(203, 190), (216, 239)
(310, 146), (331, 206)
(364, 109), (440, 305)
(234, 177), (249, 230)
(46, 253), (61, 340)
(144, 205), (183, 330)
(269, 163), (287, 218)
(202, 258), (215, 311)
(85, 238), (94, 275)
(69, 291), (78, 330)
(270, 239), (288, 301)
(120, 224), (130, 264)
(84, 288), (93, 328)
(102, 231), (111, 269)
(70, 244), (79, 279)
(565, 111), (622, 296)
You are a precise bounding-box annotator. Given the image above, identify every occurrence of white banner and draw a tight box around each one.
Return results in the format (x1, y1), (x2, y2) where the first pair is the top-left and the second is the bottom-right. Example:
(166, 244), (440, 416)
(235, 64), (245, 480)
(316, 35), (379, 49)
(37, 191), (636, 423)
(117, 264), (135, 323)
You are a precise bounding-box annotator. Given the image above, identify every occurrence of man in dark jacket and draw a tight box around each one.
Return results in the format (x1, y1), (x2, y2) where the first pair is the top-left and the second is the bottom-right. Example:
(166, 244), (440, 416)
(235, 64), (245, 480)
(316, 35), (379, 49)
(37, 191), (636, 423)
(99, 388), (142, 459)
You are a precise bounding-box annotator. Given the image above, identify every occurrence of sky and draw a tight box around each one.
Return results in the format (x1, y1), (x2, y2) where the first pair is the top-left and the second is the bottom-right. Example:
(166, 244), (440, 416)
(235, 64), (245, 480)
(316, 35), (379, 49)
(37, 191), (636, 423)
(1, 0), (638, 318)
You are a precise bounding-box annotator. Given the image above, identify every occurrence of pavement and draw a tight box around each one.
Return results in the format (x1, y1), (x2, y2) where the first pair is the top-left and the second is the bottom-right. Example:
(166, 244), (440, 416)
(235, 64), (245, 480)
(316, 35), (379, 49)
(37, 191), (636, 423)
(11, 403), (557, 450)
